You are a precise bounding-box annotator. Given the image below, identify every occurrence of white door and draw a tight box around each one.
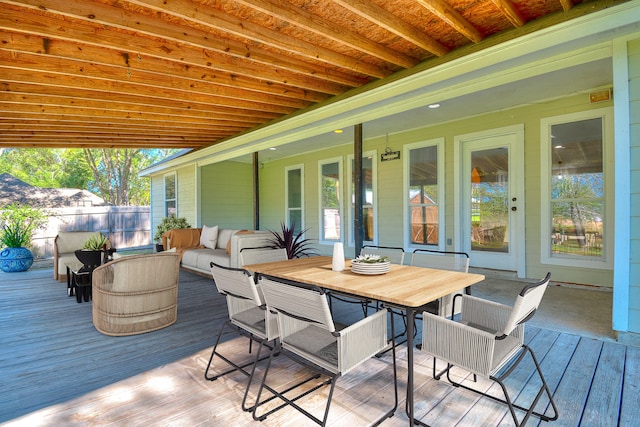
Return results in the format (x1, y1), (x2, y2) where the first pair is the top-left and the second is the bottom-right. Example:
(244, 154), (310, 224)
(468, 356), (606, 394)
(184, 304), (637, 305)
(455, 125), (525, 276)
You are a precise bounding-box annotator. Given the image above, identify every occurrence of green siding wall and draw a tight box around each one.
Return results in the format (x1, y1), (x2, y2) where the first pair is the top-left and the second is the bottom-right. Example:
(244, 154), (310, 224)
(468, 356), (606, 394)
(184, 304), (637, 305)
(200, 160), (255, 229)
(258, 93), (614, 285)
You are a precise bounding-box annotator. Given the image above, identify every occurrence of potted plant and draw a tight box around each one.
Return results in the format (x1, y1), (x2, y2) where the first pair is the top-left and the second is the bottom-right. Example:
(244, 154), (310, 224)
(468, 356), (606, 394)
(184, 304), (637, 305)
(0, 203), (48, 272)
(153, 215), (191, 252)
(82, 232), (111, 251)
(267, 221), (315, 259)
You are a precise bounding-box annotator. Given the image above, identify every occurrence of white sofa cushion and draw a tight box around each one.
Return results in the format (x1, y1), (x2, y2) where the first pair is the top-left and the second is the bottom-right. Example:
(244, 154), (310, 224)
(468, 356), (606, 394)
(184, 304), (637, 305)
(200, 225), (219, 249)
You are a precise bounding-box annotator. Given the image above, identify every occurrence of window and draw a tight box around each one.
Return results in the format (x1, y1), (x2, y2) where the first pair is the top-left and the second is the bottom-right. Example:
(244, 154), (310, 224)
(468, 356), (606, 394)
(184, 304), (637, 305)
(285, 165), (304, 235)
(319, 158), (343, 243)
(164, 173), (177, 217)
(348, 152), (376, 245)
(405, 139), (444, 248)
(541, 108), (613, 268)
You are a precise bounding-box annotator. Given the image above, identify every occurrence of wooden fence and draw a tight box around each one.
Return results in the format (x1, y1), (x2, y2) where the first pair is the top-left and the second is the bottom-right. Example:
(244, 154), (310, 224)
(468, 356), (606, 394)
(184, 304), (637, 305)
(30, 206), (151, 259)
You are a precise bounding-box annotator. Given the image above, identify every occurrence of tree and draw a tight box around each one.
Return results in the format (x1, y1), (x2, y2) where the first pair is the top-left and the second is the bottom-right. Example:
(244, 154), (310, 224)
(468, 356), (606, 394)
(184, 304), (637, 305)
(0, 148), (177, 206)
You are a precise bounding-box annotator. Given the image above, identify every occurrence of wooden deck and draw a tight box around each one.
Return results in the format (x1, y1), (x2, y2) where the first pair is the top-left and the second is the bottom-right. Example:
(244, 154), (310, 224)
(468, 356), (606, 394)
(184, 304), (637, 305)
(1, 267), (638, 426)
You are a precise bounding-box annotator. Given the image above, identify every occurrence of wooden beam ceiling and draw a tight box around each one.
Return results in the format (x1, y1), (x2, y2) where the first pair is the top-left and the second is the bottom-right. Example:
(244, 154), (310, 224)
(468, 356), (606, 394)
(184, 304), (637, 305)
(0, 0), (615, 149)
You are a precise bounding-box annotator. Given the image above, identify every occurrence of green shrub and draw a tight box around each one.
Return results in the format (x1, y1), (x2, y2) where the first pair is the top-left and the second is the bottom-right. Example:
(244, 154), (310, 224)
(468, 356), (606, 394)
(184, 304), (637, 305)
(0, 203), (48, 249)
(154, 215), (191, 243)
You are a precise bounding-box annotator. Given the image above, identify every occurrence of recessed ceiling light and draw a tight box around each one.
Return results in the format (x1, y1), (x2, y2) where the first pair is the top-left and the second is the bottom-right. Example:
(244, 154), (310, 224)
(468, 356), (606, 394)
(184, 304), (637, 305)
(334, 129), (343, 134)
(268, 147), (276, 150)
(428, 103), (440, 109)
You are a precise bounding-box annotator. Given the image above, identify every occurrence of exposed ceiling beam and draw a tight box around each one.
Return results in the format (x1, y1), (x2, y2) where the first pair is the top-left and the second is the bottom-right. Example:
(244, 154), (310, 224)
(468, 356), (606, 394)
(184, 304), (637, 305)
(416, 0), (483, 43)
(331, 0), (449, 56)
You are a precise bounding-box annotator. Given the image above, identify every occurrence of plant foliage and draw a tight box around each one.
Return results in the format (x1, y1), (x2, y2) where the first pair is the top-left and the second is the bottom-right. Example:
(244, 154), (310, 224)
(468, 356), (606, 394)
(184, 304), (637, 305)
(153, 214), (191, 242)
(82, 232), (111, 250)
(268, 221), (315, 259)
(0, 203), (48, 248)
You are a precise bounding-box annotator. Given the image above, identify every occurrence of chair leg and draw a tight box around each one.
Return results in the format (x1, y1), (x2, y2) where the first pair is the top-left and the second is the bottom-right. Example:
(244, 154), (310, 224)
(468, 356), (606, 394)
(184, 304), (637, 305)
(253, 337), (397, 426)
(444, 345), (558, 426)
(252, 341), (330, 423)
(204, 321), (267, 381)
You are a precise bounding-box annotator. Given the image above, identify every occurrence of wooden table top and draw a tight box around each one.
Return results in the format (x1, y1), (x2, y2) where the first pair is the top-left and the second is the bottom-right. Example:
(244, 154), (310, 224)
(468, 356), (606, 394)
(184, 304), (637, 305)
(244, 256), (485, 308)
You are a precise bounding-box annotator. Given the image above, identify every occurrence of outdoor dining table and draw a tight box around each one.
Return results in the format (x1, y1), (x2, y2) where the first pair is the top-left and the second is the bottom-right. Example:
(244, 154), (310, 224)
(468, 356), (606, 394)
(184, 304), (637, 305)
(244, 255), (485, 426)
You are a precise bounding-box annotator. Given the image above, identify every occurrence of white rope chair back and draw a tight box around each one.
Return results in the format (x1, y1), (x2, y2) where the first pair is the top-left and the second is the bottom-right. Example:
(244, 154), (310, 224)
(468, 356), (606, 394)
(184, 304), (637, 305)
(259, 276), (335, 334)
(240, 247), (288, 267)
(410, 250), (469, 273)
(210, 262), (262, 305)
(501, 272), (551, 337)
(360, 245), (405, 265)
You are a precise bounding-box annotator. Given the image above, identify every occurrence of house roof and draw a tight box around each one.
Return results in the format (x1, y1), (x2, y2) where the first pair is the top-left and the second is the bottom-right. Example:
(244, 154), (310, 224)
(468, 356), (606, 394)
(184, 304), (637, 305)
(0, 173), (108, 208)
(0, 0), (627, 150)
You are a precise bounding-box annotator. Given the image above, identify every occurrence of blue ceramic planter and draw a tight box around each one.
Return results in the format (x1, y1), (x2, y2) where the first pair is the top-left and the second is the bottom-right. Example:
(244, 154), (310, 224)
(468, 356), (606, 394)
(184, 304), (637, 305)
(0, 247), (34, 272)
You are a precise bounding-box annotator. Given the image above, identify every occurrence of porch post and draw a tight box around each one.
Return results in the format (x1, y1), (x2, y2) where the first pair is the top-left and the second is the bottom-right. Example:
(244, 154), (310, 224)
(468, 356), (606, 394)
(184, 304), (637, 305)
(253, 152), (260, 230)
(354, 123), (364, 256)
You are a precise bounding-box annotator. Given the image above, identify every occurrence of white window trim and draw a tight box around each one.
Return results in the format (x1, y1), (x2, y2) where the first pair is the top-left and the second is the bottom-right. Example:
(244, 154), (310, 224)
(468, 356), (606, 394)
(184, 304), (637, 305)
(540, 107), (614, 269)
(403, 138), (445, 251)
(347, 150), (378, 247)
(163, 172), (177, 217)
(285, 164), (305, 234)
(318, 157), (344, 244)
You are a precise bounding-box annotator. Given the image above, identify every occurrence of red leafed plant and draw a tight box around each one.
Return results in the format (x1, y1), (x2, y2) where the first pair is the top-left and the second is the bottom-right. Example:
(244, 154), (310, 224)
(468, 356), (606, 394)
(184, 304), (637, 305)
(268, 221), (316, 259)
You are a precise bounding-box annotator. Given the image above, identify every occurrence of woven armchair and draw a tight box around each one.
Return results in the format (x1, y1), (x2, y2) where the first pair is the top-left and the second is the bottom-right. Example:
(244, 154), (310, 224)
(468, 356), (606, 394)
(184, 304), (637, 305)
(254, 275), (398, 426)
(420, 273), (558, 427)
(92, 253), (180, 336)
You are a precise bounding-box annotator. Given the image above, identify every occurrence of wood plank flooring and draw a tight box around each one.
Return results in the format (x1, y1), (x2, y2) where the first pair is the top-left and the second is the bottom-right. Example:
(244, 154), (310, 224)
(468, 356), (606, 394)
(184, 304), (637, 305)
(0, 267), (637, 426)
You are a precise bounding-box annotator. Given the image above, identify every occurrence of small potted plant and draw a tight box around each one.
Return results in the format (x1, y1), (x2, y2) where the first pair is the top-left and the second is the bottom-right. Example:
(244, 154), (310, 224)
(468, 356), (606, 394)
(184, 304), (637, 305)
(153, 215), (191, 252)
(0, 203), (48, 273)
(82, 232), (111, 250)
(267, 221), (315, 259)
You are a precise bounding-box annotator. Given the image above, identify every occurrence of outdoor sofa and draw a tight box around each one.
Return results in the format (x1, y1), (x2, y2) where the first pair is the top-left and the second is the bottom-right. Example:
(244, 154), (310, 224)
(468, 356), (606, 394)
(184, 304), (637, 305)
(161, 226), (271, 276)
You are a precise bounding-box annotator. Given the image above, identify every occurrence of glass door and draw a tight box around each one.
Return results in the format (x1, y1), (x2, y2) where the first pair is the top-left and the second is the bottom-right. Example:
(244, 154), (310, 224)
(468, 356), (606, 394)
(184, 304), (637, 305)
(457, 126), (524, 274)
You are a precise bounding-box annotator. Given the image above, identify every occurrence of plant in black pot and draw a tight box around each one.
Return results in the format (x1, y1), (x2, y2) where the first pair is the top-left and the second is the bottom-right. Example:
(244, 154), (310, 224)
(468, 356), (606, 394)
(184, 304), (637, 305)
(267, 221), (316, 259)
(153, 215), (191, 252)
(0, 203), (48, 273)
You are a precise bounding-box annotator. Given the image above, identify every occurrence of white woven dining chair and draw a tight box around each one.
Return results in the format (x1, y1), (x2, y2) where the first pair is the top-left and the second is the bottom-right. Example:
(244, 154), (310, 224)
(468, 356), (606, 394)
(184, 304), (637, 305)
(205, 262), (279, 412)
(410, 249), (470, 318)
(253, 275), (398, 426)
(239, 246), (288, 267)
(360, 245), (406, 265)
(420, 272), (558, 427)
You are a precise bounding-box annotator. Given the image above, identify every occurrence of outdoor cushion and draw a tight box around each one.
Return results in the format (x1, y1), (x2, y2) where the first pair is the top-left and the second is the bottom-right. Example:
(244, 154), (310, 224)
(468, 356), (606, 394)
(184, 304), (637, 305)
(200, 225), (218, 249)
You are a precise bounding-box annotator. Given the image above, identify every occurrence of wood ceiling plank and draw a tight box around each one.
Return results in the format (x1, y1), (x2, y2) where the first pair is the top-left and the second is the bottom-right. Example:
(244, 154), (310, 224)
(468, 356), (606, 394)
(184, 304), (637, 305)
(0, 3), (363, 91)
(0, 49), (315, 110)
(0, 104), (254, 128)
(2, 66), (299, 115)
(0, 124), (225, 137)
(1, 30), (330, 102)
(0, 115), (231, 133)
(0, 92), (270, 125)
(332, 0), (449, 56)
(559, 0), (574, 12)
(123, 0), (391, 79)
(0, 82), (281, 121)
(416, 0), (484, 43)
(490, 0), (526, 27)
(234, 0), (419, 68)
(0, 139), (202, 148)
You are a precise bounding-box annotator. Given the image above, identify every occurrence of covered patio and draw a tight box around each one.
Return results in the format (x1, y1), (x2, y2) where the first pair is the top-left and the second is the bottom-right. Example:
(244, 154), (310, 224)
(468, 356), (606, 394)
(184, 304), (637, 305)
(1, 264), (637, 426)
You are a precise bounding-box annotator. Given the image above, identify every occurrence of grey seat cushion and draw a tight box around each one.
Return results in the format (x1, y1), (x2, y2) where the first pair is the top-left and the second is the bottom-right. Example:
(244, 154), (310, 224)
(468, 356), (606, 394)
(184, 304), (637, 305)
(232, 306), (266, 334)
(285, 324), (338, 367)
